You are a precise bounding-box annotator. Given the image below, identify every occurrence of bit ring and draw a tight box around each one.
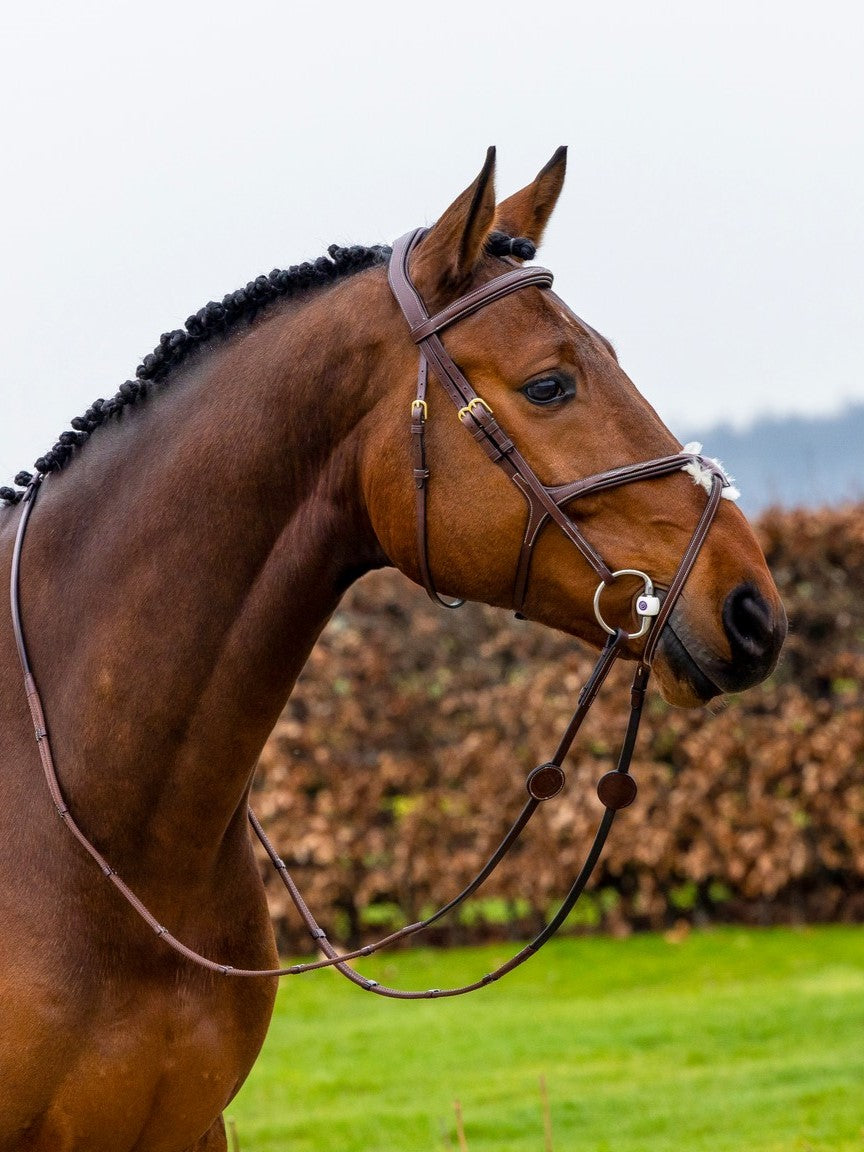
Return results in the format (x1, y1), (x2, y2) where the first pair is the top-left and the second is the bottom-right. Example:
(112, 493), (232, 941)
(593, 569), (660, 640)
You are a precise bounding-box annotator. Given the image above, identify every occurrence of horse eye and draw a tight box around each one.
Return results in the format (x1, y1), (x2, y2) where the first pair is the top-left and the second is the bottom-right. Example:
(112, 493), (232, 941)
(522, 377), (570, 406)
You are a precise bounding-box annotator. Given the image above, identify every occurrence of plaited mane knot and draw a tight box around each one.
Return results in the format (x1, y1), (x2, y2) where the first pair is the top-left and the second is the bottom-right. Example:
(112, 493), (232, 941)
(0, 241), (392, 504)
(486, 231), (537, 261)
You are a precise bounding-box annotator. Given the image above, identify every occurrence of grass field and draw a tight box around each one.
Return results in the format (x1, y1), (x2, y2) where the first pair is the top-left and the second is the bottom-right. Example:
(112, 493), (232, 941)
(229, 925), (864, 1152)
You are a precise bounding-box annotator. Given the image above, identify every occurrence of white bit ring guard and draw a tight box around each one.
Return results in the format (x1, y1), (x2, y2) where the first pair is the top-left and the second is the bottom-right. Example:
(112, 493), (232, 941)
(593, 569), (660, 640)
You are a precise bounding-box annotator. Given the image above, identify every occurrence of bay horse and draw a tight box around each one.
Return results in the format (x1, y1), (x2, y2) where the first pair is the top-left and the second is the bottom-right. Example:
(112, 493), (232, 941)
(0, 148), (785, 1150)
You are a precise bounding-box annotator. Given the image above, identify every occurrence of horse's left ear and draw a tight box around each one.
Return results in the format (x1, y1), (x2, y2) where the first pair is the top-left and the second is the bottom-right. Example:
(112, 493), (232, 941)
(494, 146), (567, 256)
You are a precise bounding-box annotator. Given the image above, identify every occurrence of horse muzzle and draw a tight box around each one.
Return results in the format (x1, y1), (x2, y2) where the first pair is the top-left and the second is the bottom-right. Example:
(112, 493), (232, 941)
(658, 582), (788, 701)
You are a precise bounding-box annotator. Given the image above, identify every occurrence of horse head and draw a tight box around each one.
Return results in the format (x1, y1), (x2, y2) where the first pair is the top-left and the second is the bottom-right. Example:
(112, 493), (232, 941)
(363, 147), (786, 706)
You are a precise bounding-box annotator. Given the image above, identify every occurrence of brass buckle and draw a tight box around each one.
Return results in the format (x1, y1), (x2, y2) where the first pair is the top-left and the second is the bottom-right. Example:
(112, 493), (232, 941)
(410, 399), (428, 419)
(457, 397), (492, 421)
(593, 569), (660, 640)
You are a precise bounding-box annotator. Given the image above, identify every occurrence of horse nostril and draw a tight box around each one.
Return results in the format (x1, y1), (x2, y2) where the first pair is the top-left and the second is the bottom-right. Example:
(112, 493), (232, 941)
(722, 582), (781, 666)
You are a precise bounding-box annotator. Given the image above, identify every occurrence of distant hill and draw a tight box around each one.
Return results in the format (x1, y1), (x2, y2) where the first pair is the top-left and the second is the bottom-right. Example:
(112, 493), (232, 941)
(687, 404), (864, 514)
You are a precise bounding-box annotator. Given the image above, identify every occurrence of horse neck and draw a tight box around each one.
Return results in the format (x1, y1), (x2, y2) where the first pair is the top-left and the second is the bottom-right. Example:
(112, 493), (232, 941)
(12, 269), (393, 888)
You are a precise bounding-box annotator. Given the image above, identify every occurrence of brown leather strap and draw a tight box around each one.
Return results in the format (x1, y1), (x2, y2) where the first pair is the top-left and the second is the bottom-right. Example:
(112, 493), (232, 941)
(642, 471), (725, 667)
(247, 629), (649, 998)
(410, 357), (463, 608)
(512, 453), (729, 614)
(9, 476), (651, 995)
(409, 265), (554, 342)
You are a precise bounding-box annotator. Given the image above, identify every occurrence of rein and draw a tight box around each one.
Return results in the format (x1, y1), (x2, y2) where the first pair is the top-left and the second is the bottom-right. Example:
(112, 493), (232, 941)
(8, 234), (731, 998)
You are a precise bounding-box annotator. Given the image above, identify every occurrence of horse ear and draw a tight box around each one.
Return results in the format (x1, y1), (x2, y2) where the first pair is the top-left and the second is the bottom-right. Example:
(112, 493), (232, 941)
(493, 146), (567, 256)
(411, 147), (497, 304)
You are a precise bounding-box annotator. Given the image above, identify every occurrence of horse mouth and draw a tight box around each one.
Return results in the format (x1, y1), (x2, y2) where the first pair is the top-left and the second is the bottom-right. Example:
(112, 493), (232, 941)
(651, 581), (786, 706)
(655, 619), (723, 704)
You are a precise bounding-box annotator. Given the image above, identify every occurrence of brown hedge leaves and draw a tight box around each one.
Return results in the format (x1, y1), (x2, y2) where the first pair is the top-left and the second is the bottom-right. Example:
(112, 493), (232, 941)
(253, 504), (864, 951)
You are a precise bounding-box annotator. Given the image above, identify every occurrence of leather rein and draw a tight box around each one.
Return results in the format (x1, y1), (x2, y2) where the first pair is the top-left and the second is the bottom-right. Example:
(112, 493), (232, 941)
(8, 231), (732, 999)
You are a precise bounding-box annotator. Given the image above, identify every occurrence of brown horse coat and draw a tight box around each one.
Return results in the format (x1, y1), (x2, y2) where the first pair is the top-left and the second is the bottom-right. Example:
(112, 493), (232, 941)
(0, 150), (785, 1150)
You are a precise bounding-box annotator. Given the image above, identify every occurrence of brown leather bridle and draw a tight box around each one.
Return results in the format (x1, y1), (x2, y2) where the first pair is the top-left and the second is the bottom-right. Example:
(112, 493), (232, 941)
(389, 227), (728, 652)
(9, 231), (733, 998)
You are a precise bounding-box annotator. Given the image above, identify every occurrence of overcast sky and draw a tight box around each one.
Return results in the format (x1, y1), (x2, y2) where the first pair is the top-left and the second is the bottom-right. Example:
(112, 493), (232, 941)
(1, 0), (862, 483)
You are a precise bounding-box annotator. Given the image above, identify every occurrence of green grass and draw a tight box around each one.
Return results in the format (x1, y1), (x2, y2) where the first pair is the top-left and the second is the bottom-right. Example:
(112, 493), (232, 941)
(229, 926), (864, 1151)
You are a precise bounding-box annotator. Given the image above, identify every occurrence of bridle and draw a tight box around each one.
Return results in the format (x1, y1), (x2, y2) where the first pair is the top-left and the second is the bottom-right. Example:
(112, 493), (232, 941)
(9, 230), (734, 999)
(390, 228), (728, 649)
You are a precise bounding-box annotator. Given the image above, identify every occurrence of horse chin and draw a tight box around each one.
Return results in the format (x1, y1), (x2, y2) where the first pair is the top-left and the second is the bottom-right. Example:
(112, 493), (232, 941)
(651, 625), (724, 708)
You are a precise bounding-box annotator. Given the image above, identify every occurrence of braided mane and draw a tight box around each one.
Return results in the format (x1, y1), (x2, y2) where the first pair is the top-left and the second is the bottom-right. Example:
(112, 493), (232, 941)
(0, 232), (534, 505)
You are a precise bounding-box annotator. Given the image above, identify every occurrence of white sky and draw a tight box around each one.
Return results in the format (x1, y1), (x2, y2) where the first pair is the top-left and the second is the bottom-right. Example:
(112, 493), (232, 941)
(1, 0), (862, 481)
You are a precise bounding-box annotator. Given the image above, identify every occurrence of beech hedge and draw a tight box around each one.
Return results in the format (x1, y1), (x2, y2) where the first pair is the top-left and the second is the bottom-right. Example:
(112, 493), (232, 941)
(252, 503), (864, 950)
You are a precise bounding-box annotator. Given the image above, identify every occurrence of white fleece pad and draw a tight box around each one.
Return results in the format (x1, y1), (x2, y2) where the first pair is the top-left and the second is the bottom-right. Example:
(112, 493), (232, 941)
(681, 441), (741, 501)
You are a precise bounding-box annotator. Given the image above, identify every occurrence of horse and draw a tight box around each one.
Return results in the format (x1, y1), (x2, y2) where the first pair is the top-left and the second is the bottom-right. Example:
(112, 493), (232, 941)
(0, 147), (786, 1150)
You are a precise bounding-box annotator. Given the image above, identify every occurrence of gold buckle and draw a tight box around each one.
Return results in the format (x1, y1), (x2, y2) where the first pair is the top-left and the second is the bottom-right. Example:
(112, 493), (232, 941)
(410, 399), (428, 419)
(457, 397), (493, 421)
